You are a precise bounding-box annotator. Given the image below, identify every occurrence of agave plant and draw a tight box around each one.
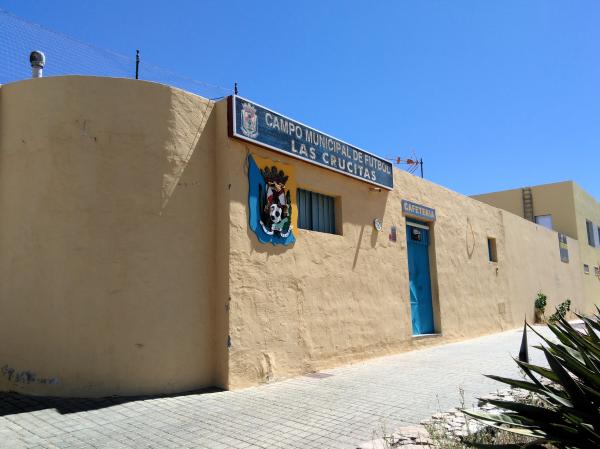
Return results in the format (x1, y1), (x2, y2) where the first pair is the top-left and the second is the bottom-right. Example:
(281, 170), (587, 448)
(464, 306), (600, 449)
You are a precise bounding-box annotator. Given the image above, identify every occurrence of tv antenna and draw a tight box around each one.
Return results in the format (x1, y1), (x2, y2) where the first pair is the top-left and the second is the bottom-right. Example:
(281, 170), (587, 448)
(386, 150), (423, 178)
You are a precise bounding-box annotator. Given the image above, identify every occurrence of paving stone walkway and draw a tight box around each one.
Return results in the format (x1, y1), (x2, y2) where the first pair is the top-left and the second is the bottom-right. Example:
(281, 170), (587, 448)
(1, 326), (551, 449)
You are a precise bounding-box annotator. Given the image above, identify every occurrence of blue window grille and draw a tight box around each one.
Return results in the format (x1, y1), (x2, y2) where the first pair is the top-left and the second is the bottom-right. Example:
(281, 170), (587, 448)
(297, 189), (336, 234)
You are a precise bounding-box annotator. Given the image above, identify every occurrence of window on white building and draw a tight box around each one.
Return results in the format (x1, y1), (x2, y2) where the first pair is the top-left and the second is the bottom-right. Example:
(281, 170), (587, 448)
(586, 220), (596, 247)
(534, 215), (553, 230)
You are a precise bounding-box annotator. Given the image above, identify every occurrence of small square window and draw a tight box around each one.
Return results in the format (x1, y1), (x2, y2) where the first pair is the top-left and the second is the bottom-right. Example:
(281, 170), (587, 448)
(595, 266), (600, 277)
(584, 264), (590, 275)
(487, 238), (498, 262)
(297, 188), (337, 234)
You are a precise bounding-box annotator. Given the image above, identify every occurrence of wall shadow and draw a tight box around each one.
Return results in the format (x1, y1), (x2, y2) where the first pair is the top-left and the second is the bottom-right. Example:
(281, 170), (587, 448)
(0, 387), (223, 416)
(246, 223), (296, 256)
(352, 225), (365, 270)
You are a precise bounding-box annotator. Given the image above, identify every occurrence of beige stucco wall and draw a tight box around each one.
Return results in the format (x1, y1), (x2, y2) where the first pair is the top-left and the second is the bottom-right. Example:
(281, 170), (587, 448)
(474, 181), (598, 314)
(573, 183), (600, 309)
(0, 77), (592, 396)
(472, 181), (578, 239)
(530, 182), (579, 239)
(0, 77), (217, 397)
(212, 101), (588, 389)
(472, 188), (524, 220)
(503, 213), (585, 319)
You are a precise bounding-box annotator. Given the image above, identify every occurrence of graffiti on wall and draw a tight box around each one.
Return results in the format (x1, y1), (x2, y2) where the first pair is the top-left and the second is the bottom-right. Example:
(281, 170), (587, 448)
(1, 365), (59, 385)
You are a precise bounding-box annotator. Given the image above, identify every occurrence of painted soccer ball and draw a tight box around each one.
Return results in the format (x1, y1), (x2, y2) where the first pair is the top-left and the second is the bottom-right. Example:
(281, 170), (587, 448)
(269, 203), (283, 224)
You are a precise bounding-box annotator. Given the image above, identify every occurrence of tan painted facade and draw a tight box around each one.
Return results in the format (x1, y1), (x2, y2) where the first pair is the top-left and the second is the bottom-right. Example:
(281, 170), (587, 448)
(473, 181), (600, 314)
(0, 77), (594, 397)
(0, 77), (217, 397)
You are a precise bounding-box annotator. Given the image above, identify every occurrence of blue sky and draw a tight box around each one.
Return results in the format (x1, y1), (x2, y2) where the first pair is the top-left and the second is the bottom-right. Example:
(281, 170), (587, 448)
(3, 0), (599, 198)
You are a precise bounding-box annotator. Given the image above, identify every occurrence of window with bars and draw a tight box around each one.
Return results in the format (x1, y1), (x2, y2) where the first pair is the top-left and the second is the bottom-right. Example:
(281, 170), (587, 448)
(297, 189), (337, 234)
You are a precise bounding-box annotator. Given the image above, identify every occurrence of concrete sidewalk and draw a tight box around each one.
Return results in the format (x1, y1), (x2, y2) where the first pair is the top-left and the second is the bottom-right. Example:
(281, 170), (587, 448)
(1, 326), (551, 449)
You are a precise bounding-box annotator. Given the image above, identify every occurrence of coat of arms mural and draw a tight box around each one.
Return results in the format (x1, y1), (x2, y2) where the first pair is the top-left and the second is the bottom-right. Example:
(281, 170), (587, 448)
(240, 102), (258, 138)
(248, 154), (296, 245)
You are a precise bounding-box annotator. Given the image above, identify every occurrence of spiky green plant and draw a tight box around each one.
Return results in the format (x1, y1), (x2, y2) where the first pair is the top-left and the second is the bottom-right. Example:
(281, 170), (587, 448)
(464, 306), (600, 449)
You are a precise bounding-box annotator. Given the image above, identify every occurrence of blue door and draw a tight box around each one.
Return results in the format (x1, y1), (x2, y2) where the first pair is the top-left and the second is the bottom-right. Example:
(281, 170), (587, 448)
(406, 222), (435, 335)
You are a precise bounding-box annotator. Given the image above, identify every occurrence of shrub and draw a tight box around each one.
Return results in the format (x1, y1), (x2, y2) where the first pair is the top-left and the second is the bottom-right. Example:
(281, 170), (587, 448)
(464, 306), (600, 449)
(534, 292), (547, 312)
(548, 299), (571, 324)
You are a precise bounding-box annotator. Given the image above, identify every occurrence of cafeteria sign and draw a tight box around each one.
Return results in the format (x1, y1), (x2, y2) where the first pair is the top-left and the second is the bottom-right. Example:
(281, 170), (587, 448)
(229, 96), (393, 190)
(402, 200), (436, 222)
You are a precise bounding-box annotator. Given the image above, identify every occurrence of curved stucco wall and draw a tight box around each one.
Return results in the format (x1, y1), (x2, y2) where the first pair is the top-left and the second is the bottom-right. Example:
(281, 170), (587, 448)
(0, 77), (216, 397)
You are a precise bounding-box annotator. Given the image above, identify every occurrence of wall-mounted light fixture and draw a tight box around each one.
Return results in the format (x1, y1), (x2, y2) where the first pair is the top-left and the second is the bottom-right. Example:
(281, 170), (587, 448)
(373, 218), (383, 232)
